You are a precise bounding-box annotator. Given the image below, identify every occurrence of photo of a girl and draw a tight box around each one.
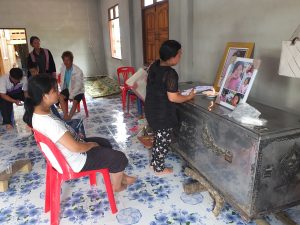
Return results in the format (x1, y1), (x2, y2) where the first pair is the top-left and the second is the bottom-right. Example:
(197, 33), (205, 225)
(224, 61), (244, 91)
(217, 57), (260, 110)
(238, 77), (251, 94)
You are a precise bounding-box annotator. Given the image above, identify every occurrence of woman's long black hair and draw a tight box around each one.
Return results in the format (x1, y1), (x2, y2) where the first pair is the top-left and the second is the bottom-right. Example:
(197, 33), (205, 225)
(23, 74), (57, 127)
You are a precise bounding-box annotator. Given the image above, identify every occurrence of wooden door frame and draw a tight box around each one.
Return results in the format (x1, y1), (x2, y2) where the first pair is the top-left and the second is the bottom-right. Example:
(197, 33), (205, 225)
(0, 28), (29, 74)
(0, 28), (29, 48)
(141, 0), (169, 65)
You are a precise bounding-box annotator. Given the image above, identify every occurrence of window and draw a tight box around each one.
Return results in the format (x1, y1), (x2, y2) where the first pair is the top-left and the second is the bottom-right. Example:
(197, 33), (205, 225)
(108, 5), (122, 59)
(142, 0), (166, 7)
(144, 0), (154, 7)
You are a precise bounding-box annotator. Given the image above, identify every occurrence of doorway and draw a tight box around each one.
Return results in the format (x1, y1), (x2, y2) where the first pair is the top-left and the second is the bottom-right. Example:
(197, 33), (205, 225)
(0, 29), (29, 75)
(142, 0), (169, 65)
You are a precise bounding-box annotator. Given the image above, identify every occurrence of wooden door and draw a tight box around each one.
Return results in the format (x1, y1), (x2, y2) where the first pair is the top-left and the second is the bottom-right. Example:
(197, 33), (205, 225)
(143, 7), (156, 65)
(143, 1), (169, 65)
(155, 2), (168, 58)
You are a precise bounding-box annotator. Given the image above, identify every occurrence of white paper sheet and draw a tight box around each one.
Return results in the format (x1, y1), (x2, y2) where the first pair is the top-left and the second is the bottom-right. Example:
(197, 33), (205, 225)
(181, 85), (213, 96)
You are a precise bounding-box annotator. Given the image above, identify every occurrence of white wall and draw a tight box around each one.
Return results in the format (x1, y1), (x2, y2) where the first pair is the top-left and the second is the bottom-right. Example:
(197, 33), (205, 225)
(99, 0), (144, 77)
(2, 0), (299, 114)
(11, 0), (292, 114)
(100, 0), (131, 77)
(131, 0), (144, 69)
(0, 0), (106, 76)
(169, 0), (194, 81)
(100, 0), (300, 115)
(131, 0), (300, 115)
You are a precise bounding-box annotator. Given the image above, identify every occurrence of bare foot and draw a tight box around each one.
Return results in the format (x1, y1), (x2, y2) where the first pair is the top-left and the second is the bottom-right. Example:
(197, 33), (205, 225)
(113, 183), (127, 192)
(63, 115), (71, 121)
(122, 174), (137, 185)
(6, 124), (13, 130)
(154, 167), (173, 176)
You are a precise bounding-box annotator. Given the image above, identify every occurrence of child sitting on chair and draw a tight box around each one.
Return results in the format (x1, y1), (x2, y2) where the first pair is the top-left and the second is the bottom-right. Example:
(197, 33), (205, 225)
(0, 68), (28, 130)
(23, 75), (136, 192)
(58, 51), (85, 120)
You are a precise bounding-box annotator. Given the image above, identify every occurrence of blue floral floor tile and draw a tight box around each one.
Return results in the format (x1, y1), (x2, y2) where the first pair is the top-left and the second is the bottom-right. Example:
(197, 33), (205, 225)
(284, 205), (300, 224)
(0, 94), (298, 225)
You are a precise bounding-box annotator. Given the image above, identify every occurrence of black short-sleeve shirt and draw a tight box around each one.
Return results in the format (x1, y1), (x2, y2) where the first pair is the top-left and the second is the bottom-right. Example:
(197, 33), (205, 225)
(145, 60), (179, 131)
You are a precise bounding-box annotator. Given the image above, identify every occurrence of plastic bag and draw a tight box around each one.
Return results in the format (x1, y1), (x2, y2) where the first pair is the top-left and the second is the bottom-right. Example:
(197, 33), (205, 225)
(228, 103), (267, 126)
(125, 68), (148, 101)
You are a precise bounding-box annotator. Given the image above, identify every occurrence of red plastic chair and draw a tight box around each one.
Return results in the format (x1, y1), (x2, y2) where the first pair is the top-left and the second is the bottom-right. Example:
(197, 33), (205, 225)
(32, 129), (117, 225)
(66, 95), (89, 117)
(117, 67), (135, 109)
(57, 73), (89, 117)
(56, 73), (61, 84)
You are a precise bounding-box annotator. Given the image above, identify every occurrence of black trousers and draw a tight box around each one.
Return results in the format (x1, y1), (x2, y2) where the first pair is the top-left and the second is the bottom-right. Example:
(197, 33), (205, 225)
(0, 92), (25, 125)
(81, 137), (128, 173)
(61, 89), (84, 102)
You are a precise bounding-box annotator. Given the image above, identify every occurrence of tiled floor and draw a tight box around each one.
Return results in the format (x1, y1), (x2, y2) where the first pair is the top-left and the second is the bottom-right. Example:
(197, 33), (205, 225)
(0, 95), (299, 225)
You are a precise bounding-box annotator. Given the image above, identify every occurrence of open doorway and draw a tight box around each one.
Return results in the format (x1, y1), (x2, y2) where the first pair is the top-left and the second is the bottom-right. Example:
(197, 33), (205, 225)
(0, 28), (29, 75)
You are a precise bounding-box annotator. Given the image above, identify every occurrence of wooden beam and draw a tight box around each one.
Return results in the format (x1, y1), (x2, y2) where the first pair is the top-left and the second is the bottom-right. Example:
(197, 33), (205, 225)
(0, 160), (32, 192)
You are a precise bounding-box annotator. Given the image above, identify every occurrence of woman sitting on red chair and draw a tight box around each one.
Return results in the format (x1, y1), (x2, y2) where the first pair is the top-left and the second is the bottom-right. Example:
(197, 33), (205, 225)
(59, 51), (84, 120)
(23, 75), (136, 192)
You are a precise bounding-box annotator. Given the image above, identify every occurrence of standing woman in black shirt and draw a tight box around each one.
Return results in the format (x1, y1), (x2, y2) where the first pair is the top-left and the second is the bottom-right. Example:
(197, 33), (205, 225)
(27, 36), (56, 77)
(145, 40), (196, 175)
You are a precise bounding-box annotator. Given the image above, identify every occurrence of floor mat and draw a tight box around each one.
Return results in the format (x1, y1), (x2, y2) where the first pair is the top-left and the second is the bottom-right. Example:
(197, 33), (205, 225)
(85, 75), (121, 98)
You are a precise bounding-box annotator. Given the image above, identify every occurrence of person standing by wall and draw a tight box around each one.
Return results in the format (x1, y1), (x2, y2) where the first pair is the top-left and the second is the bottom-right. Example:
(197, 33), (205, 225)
(27, 36), (56, 77)
(145, 40), (195, 175)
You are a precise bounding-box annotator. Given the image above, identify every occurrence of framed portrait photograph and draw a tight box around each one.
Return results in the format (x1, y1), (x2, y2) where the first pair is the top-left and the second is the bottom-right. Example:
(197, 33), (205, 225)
(217, 57), (261, 110)
(213, 42), (255, 91)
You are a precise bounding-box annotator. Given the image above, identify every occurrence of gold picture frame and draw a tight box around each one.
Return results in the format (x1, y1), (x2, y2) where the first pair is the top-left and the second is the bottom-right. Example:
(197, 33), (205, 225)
(213, 42), (255, 91)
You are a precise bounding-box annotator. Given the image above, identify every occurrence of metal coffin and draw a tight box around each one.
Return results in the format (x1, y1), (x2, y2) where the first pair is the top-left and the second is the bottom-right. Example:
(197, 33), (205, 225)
(172, 83), (300, 219)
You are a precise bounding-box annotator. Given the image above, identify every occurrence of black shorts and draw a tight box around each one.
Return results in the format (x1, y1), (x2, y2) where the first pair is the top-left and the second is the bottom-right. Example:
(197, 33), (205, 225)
(61, 89), (84, 102)
(81, 137), (128, 173)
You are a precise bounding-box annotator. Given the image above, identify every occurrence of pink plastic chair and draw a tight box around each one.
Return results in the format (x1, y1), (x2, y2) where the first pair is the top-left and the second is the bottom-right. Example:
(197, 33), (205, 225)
(32, 129), (117, 225)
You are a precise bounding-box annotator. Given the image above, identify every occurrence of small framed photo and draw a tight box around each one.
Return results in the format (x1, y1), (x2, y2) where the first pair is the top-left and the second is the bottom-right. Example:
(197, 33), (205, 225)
(217, 57), (261, 110)
(213, 42), (255, 91)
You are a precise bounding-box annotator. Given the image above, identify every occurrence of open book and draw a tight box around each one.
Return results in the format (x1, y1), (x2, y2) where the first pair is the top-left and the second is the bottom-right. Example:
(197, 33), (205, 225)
(181, 85), (214, 96)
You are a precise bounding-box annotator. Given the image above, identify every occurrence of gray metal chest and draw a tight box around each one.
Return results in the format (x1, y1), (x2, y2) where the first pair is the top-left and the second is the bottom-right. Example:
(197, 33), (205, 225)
(172, 83), (300, 220)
